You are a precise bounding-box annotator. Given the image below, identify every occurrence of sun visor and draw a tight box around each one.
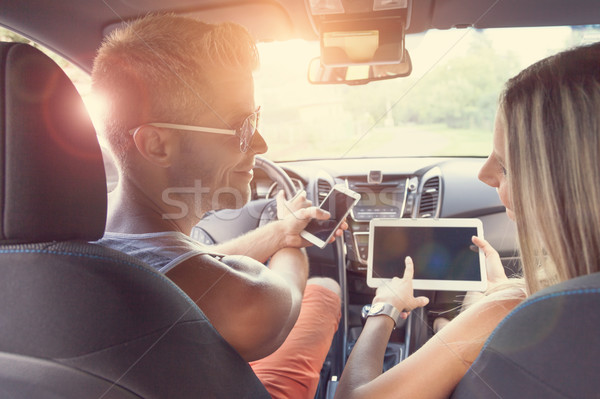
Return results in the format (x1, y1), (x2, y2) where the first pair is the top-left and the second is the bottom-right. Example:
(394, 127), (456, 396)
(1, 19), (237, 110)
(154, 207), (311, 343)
(320, 17), (405, 66)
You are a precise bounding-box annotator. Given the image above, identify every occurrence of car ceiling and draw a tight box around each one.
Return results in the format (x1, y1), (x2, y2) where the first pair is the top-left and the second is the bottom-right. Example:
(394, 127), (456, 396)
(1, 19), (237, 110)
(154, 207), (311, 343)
(1, 0), (599, 73)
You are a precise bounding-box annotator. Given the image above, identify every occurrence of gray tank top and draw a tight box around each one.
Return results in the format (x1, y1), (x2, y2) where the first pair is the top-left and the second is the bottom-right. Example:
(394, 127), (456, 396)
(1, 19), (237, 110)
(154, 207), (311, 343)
(97, 231), (225, 274)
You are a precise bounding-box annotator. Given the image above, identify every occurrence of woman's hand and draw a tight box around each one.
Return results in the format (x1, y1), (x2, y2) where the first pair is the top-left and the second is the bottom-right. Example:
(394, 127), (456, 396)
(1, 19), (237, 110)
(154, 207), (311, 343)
(462, 236), (509, 310)
(373, 256), (429, 319)
(472, 236), (508, 285)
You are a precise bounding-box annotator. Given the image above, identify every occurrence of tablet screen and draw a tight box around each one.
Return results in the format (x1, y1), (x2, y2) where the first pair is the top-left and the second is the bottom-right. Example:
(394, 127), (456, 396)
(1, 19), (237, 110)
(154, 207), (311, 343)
(371, 225), (480, 281)
(367, 218), (486, 291)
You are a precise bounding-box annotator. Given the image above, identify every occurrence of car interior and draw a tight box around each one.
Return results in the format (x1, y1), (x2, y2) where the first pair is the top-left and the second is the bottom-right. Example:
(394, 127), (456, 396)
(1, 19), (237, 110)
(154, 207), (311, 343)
(1, 0), (599, 398)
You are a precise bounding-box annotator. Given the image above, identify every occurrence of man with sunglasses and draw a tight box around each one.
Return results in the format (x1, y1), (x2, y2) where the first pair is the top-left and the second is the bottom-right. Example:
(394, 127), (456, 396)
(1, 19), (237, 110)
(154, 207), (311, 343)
(92, 13), (342, 399)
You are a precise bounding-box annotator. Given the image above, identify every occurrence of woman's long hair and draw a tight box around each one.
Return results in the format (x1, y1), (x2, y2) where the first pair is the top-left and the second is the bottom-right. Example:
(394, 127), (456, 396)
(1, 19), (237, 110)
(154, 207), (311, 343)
(500, 42), (600, 294)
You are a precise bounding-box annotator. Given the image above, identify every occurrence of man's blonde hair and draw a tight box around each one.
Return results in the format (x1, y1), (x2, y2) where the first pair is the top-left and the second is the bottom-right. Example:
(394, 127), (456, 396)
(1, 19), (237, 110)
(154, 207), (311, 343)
(91, 13), (259, 168)
(500, 42), (600, 294)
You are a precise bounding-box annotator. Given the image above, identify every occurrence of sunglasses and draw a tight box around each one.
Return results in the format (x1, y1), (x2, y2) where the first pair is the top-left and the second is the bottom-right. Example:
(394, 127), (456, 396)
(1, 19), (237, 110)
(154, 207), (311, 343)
(128, 107), (260, 153)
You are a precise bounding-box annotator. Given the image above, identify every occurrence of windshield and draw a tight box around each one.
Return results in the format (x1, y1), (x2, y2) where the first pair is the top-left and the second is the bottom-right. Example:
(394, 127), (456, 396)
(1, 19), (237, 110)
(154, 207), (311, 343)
(4, 25), (597, 162)
(255, 25), (600, 161)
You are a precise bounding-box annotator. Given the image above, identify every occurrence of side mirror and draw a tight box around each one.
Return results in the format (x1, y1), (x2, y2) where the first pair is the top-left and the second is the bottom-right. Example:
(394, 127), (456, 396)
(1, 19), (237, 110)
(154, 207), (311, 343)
(308, 49), (412, 85)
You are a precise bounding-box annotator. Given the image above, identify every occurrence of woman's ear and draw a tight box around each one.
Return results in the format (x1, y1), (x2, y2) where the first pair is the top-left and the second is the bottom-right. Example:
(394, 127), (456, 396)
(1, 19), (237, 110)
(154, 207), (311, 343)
(131, 126), (177, 167)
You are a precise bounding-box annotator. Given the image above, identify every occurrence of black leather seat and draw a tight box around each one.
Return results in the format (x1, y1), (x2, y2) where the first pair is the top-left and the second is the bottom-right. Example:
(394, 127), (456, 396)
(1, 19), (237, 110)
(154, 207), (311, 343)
(452, 272), (600, 399)
(0, 42), (269, 398)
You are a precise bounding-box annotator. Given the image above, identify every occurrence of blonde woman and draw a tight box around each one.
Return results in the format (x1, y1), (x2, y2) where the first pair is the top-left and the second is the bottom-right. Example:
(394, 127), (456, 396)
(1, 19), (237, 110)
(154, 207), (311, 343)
(335, 41), (600, 399)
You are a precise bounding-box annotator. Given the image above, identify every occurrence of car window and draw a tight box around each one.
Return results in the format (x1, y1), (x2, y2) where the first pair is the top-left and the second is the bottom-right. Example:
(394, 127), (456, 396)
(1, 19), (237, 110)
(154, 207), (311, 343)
(255, 25), (600, 161)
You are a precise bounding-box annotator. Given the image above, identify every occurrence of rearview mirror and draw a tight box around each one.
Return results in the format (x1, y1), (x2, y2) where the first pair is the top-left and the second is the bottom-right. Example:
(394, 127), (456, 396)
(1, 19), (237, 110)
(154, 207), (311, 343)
(307, 49), (412, 85)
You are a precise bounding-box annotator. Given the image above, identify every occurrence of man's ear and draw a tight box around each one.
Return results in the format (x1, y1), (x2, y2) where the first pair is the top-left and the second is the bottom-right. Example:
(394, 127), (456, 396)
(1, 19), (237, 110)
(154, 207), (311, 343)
(131, 126), (177, 167)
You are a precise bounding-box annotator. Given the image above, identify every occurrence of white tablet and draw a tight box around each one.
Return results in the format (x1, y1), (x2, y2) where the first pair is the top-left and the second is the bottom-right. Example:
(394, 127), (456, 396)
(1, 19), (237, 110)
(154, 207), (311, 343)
(367, 218), (487, 292)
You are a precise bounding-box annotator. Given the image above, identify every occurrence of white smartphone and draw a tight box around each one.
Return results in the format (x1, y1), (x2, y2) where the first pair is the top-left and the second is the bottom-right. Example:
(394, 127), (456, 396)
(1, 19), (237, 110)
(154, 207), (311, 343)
(300, 185), (360, 249)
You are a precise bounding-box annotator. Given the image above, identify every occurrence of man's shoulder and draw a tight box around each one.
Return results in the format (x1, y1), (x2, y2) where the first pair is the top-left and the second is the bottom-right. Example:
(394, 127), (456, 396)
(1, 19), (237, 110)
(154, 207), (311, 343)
(97, 230), (219, 273)
(97, 230), (267, 275)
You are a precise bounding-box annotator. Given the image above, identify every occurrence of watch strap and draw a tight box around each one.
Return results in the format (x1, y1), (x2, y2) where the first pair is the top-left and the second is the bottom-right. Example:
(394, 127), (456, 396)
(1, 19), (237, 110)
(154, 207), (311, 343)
(367, 302), (402, 327)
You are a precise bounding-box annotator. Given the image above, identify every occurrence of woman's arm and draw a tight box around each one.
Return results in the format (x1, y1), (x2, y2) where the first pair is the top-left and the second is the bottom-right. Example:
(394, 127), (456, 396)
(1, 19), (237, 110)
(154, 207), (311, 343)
(334, 257), (428, 398)
(335, 257), (521, 399)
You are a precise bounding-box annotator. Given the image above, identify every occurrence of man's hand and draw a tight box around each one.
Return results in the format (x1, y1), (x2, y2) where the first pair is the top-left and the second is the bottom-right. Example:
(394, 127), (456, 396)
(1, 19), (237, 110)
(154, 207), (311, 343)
(275, 190), (348, 248)
(276, 189), (312, 219)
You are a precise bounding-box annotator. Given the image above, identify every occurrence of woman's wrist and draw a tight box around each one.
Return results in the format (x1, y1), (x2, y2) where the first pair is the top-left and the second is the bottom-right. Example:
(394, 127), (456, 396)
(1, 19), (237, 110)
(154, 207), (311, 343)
(366, 302), (403, 328)
(364, 311), (397, 330)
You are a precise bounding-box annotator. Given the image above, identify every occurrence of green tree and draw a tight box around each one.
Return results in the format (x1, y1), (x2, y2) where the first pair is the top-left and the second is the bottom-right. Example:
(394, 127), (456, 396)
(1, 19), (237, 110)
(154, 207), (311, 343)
(389, 31), (521, 130)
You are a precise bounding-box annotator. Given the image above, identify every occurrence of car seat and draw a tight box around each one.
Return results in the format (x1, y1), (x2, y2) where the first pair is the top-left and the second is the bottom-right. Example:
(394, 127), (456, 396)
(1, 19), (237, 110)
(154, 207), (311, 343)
(0, 42), (269, 398)
(452, 271), (600, 398)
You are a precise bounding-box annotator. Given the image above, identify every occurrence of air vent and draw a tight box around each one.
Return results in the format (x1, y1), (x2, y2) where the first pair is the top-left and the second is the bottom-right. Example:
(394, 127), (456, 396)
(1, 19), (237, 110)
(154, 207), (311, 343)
(317, 179), (332, 205)
(418, 177), (440, 218)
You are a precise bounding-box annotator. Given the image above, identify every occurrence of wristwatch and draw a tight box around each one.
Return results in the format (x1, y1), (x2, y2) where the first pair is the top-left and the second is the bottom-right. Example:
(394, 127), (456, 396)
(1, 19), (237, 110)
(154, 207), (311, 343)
(364, 302), (402, 328)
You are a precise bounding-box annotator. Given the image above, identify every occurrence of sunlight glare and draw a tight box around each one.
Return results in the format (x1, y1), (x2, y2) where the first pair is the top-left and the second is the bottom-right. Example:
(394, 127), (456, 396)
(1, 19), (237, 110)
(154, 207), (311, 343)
(82, 91), (110, 143)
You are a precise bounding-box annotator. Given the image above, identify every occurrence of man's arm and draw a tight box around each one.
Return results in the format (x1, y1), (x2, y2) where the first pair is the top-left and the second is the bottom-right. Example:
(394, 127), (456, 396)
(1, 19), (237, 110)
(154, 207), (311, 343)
(165, 247), (308, 362)
(212, 191), (346, 263)
(211, 219), (292, 263)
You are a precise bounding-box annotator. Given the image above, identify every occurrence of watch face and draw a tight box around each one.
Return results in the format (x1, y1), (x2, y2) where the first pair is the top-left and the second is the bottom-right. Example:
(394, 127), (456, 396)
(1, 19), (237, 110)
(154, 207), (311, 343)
(361, 304), (371, 320)
(369, 302), (384, 314)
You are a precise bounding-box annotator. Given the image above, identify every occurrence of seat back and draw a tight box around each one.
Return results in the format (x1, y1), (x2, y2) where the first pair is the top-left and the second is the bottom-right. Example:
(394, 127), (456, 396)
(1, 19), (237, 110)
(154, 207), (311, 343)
(452, 272), (600, 399)
(0, 42), (269, 398)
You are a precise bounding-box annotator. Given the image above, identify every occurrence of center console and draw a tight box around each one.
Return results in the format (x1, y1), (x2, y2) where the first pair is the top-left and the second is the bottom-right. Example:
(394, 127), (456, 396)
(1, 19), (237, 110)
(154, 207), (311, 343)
(344, 172), (418, 271)
(339, 170), (442, 370)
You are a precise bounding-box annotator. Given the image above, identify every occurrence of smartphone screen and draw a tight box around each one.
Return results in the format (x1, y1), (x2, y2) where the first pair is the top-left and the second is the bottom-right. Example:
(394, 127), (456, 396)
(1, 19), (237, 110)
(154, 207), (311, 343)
(304, 188), (357, 242)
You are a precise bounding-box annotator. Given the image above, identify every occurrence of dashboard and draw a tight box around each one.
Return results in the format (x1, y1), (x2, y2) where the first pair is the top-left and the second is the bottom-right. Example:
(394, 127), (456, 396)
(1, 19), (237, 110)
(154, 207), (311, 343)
(262, 156), (516, 271)
(196, 156), (518, 292)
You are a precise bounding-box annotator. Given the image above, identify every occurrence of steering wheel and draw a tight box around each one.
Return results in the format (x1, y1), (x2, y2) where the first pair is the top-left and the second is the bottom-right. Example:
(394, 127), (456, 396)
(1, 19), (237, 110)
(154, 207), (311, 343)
(191, 156), (298, 244)
(255, 156), (296, 200)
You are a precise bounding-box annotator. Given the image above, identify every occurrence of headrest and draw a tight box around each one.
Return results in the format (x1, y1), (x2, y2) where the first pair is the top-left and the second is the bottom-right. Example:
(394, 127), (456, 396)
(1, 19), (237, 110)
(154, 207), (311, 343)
(0, 42), (106, 243)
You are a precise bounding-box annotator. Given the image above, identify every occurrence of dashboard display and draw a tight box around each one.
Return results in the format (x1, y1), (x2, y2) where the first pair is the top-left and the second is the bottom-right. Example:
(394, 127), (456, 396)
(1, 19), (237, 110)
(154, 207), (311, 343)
(349, 178), (408, 220)
(357, 189), (397, 208)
